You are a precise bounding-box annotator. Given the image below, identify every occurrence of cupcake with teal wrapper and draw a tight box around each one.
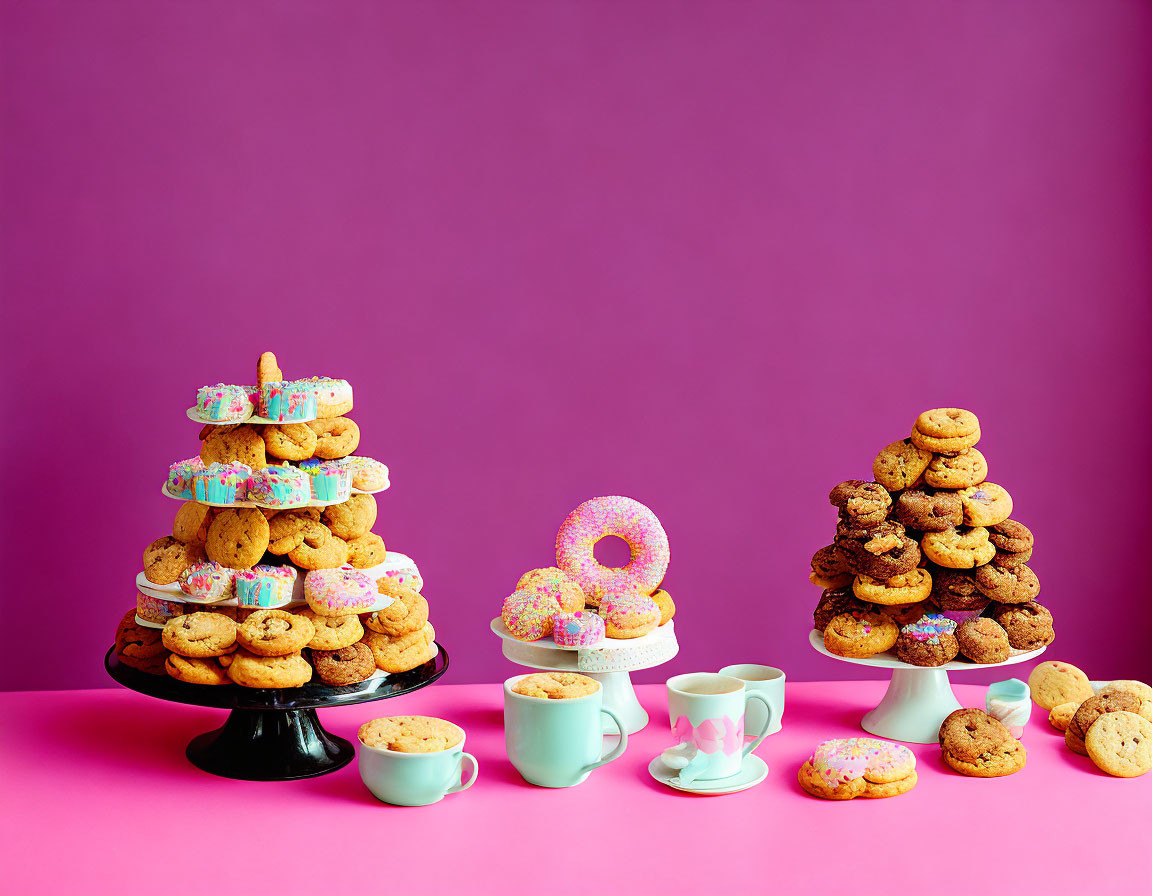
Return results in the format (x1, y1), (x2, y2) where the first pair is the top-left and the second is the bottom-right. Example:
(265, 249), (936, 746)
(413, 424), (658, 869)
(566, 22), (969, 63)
(300, 458), (352, 502)
(166, 457), (205, 500)
(193, 462), (251, 504)
(195, 383), (255, 422)
(236, 565), (298, 608)
(259, 380), (317, 422)
(248, 464), (311, 508)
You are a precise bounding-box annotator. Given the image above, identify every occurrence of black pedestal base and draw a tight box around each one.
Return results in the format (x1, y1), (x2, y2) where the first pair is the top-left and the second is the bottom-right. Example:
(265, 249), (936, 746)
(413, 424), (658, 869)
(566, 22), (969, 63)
(186, 708), (355, 780)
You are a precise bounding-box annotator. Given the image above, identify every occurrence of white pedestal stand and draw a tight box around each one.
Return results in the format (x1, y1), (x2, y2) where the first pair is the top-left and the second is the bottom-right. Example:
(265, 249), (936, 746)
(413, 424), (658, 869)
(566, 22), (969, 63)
(808, 630), (1046, 744)
(491, 618), (678, 734)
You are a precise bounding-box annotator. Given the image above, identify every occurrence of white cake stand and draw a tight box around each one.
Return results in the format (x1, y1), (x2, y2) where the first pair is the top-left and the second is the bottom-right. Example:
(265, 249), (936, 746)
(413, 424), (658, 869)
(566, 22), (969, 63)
(808, 629), (1046, 744)
(491, 618), (678, 735)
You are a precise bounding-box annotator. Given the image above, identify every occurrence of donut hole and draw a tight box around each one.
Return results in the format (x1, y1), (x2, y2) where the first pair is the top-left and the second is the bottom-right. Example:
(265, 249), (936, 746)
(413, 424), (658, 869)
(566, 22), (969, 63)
(593, 535), (632, 569)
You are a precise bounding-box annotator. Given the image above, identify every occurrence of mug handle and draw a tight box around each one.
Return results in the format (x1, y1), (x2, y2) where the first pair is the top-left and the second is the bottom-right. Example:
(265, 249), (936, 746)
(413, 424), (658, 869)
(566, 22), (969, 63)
(741, 693), (773, 759)
(582, 707), (629, 774)
(446, 752), (479, 795)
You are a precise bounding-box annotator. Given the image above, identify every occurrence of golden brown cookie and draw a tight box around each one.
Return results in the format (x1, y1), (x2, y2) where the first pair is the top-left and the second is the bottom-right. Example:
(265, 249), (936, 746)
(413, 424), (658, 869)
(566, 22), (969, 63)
(938, 708), (1026, 777)
(161, 612), (238, 658)
(363, 623), (435, 673)
(200, 425), (267, 470)
(311, 642), (375, 686)
(261, 423), (317, 461)
(165, 654), (230, 685)
(958, 482), (1013, 527)
(143, 536), (205, 585)
(512, 671), (599, 700)
(1100, 681), (1152, 721)
(296, 608), (364, 650)
(236, 608), (315, 656)
(287, 520), (350, 569)
(267, 510), (312, 555)
(1066, 727), (1088, 756)
(823, 611), (898, 658)
(307, 417), (360, 459)
(205, 508), (270, 569)
(798, 760), (867, 800)
(115, 609), (167, 660)
(322, 494), (377, 540)
(1085, 711), (1152, 777)
(346, 532), (387, 568)
(1027, 661), (1094, 710)
(358, 716), (464, 752)
(910, 408), (981, 454)
(922, 448), (987, 489)
(851, 570), (932, 606)
(974, 563), (1040, 604)
(872, 439), (932, 492)
(227, 649), (312, 688)
(1049, 701), (1079, 732)
(1069, 693), (1142, 742)
(172, 502), (213, 545)
(920, 527), (995, 569)
(364, 590), (429, 637)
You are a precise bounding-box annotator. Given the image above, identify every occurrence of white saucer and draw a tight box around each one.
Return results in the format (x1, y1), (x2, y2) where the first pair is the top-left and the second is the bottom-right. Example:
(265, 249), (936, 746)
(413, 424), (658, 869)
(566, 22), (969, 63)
(648, 753), (768, 795)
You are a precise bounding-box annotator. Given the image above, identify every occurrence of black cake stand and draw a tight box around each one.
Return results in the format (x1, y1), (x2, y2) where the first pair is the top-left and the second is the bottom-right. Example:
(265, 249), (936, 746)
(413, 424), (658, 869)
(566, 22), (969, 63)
(105, 644), (449, 781)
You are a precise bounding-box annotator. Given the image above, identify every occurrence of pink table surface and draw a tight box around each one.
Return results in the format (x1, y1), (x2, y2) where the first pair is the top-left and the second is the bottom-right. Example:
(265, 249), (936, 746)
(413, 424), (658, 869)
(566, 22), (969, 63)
(1, 680), (1146, 895)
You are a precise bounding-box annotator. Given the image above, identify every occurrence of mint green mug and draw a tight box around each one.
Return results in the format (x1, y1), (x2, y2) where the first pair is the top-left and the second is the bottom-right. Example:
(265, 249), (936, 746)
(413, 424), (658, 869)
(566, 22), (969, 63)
(358, 734), (479, 807)
(504, 674), (628, 787)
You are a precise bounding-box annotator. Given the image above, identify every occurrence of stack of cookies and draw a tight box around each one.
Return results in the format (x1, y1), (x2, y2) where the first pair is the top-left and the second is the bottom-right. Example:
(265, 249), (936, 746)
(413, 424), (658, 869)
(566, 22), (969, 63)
(114, 352), (438, 688)
(811, 408), (1055, 666)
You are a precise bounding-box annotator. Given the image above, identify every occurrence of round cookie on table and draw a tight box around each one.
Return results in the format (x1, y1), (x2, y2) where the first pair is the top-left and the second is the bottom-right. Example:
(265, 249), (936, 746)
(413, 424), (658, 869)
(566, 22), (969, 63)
(304, 567), (377, 616)
(1027, 661), (1095, 710)
(555, 495), (669, 604)
(955, 617), (1011, 664)
(1048, 701), (1079, 732)
(195, 383), (254, 423)
(598, 589), (661, 639)
(872, 438), (932, 492)
(551, 610), (606, 647)
(990, 601), (1054, 651)
(939, 708), (1025, 777)
(909, 408), (981, 455)
(1066, 693), (1142, 756)
(895, 614), (959, 667)
(823, 610), (898, 659)
(1100, 681), (1152, 721)
(516, 567), (586, 613)
(798, 737), (917, 800)
(501, 590), (561, 641)
(1085, 711), (1152, 778)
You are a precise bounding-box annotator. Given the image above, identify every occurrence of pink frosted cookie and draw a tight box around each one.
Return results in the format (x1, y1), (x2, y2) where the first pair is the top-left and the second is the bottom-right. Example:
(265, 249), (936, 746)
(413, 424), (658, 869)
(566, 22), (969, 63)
(178, 561), (237, 603)
(304, 566), (376, 617)
(551, 611), (605, 648)
(501, 590), (561, 641)
(802, 737), (917, 799)
(516, 567), (585, 613)
(597, 591), (660, 639)
(376, 551), (423, 592)
(555, 496), (669, 602)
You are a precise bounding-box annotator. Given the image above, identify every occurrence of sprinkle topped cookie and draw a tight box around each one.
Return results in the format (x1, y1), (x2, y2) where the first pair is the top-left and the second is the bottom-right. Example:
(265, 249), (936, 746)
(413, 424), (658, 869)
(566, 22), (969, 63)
(800, 737), (917, 800)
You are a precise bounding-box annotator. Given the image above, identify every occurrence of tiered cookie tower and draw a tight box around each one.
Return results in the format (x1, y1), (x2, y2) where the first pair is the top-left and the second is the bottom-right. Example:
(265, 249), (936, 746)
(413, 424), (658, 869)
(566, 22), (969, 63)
(116, 351), (437, 687)
(810, 408), (1054, 667)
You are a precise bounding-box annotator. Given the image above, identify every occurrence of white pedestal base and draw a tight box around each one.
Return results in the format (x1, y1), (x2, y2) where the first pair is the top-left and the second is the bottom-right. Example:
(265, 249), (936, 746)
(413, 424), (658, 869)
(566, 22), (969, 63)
(861, 668), (963, 744)
(586, 670), (649, 735)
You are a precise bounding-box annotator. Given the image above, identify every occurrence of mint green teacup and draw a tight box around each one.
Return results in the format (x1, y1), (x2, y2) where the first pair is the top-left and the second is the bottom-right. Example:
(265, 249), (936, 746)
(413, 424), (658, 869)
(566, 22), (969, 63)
(504, 674), (628, 787)
(358, 733), (479, 807)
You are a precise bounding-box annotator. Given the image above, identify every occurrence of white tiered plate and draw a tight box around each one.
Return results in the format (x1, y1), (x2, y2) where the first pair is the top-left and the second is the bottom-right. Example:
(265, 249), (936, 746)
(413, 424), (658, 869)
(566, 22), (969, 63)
(490, 617), (678, 734)
(808, 629), (1047, 743)
(186, 407), (318, 425)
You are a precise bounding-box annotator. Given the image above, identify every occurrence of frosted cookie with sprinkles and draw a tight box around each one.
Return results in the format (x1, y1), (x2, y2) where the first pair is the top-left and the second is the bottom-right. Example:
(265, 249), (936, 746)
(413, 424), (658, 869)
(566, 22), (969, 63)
(798, 737), (917, 800)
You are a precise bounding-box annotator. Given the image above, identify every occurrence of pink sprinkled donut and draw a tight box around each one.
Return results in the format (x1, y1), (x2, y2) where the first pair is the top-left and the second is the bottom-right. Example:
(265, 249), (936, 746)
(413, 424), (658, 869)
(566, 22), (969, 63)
(501, 590), (560, 641)
(551, 611), (606, 648)
(554, 496), (669, 602)
(304, 567), (376, 617)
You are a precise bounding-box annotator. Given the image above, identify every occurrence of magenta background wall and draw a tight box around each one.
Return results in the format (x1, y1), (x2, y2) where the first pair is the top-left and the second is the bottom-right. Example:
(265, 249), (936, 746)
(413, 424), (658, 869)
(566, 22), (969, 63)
(2, 1), (1151, 692)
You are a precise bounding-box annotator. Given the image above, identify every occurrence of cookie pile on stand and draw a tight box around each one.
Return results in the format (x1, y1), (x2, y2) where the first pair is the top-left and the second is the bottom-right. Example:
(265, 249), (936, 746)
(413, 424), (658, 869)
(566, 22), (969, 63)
(810, 408), (1054, 666)
(500, 496), (674, 646)
(1029, 661), (1152, 777)
(115, 352), (437, 687)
